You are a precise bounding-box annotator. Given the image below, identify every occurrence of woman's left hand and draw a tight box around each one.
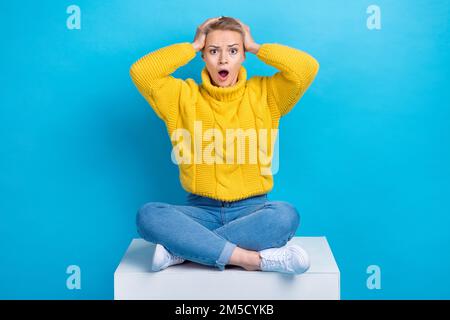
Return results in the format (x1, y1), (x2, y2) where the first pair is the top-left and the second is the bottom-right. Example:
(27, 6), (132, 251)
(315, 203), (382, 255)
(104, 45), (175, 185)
(236, 19), (261, 54)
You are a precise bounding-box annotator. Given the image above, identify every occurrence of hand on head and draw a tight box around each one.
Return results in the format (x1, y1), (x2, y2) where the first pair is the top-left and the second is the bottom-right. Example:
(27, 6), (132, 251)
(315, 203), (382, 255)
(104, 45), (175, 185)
(234, 18), (260, 54)
(192, 17), (222, 52)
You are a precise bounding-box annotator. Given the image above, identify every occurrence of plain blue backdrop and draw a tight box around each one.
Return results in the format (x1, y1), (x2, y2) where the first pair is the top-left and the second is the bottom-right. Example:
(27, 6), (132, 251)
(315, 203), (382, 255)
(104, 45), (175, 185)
(1, 0), (449, 299)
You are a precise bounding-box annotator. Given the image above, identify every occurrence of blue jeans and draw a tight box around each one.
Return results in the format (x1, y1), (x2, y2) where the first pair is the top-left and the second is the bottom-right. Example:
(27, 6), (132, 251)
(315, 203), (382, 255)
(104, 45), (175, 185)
(136, 193), (300, 271)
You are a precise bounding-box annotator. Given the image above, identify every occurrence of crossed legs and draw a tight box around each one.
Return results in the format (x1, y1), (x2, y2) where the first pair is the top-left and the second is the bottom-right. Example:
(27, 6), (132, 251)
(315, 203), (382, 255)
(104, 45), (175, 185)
(136, 201), (300, 271)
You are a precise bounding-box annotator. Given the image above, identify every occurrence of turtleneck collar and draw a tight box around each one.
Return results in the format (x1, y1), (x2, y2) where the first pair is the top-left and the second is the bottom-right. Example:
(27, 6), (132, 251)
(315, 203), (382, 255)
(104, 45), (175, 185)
(200, 65), (247, 102)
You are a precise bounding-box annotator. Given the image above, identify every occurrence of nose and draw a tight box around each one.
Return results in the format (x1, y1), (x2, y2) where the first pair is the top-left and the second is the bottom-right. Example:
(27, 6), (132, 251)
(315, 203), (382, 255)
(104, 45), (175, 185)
(219, 53), (228, 64)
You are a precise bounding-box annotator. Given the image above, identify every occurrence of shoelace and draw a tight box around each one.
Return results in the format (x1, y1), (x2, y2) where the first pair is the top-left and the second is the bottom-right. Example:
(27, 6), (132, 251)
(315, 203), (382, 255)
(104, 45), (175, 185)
(171, 254), (184, 263)
(263, 249), (289, 268)
(164, 247), (183, 262)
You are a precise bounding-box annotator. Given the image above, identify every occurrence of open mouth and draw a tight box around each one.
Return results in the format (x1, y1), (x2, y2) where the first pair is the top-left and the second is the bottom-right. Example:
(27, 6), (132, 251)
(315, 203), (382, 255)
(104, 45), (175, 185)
(218, 70), (229, 81)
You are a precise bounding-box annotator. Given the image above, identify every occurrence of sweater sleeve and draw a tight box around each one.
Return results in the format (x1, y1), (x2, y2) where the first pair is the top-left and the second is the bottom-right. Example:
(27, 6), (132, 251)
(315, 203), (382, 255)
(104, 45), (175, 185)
(129, 42), (197, 124)
(256, 43), (320, 117)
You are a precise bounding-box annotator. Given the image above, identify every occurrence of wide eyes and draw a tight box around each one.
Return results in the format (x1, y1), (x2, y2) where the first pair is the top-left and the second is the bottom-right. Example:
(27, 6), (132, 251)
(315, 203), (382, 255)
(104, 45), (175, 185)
(209, 48), (238, 55)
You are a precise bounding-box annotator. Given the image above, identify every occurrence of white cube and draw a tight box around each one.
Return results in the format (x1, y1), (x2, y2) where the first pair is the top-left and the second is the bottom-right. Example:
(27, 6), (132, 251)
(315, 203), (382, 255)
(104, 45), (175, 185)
(114, 237), (340, 300)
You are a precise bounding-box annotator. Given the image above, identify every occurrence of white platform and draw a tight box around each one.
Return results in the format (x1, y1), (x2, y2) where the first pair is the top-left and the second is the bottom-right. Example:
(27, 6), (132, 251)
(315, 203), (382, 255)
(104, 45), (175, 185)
(114, 237), (340, 300)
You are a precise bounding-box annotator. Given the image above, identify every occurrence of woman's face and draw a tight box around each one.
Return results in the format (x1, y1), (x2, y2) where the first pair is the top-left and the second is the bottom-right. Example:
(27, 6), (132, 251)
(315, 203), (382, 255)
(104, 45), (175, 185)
(202, 30), (245, 87)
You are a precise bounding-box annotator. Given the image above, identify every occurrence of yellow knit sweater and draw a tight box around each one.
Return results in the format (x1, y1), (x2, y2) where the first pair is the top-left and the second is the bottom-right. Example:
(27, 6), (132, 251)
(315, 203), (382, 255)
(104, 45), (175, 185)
(130, 42), (319, 201)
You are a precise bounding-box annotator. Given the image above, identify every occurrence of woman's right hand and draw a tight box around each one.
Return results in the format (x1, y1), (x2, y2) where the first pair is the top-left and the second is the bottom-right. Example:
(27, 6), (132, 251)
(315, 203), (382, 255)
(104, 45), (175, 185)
(192, 17), (222, 52)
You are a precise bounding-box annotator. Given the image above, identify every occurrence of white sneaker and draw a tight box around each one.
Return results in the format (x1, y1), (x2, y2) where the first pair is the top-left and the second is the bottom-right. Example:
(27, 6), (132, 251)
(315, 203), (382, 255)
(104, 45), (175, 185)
(259, 244), (310, 275)
(151, 244), (185, 271)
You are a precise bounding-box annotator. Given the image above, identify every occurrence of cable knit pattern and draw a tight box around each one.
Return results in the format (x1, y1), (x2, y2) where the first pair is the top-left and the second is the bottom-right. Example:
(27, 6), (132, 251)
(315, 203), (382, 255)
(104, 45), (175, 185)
(130, 42), (319, 201)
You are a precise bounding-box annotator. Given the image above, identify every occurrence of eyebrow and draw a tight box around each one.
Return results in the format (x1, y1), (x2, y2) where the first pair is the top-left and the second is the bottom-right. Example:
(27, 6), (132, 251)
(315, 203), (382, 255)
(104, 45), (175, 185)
(208, 43), (239, 48)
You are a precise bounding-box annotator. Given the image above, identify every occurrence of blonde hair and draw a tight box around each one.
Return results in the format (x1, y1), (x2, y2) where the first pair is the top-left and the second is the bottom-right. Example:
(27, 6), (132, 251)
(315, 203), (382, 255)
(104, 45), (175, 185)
(203, 16), (245, 41)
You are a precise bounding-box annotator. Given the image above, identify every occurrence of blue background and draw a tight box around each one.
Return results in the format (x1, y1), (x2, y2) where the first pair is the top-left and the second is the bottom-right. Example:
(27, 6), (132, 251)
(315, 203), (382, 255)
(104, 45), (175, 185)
(1, 0), (449, 299)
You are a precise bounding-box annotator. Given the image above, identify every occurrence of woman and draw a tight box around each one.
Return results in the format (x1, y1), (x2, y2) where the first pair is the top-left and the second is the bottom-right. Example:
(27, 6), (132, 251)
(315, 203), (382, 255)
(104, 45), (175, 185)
(130, 16), (319, 274)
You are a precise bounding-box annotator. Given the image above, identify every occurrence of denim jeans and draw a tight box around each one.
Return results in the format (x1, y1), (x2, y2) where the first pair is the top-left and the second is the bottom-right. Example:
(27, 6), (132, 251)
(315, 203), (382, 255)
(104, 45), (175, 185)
(136, 192), (300, 271)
